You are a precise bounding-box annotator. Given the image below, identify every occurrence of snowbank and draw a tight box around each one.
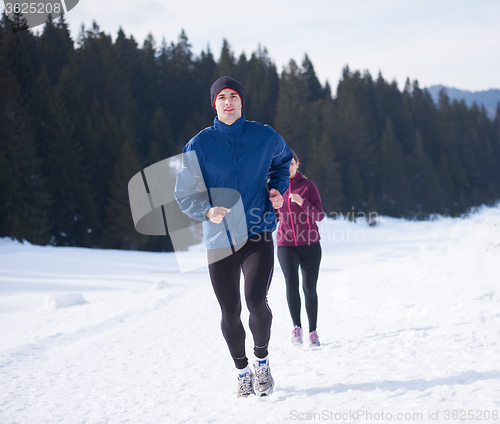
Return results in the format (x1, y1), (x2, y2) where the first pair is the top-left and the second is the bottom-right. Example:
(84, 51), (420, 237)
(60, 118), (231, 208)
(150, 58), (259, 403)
(40, 293), (86, 311)
(151, 278), (168, 290)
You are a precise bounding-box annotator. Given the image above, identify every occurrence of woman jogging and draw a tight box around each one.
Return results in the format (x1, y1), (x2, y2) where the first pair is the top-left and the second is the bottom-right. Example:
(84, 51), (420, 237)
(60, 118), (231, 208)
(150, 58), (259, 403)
(276, 150), (325, 347)
(174, 76), (293, 397)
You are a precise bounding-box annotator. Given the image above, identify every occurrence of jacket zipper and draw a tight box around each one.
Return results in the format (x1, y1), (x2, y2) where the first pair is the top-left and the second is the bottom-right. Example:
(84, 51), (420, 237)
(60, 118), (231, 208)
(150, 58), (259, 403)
(226, 131), (235, 250)
(288, 178), (298, 246)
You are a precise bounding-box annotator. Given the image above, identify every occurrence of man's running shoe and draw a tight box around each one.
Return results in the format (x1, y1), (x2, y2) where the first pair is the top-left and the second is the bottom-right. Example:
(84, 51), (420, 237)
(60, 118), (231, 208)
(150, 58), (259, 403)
(253, 358), (274, 397)
(237, 372), (255, 398)
(291, 326), (303, 345)
(309, 330), (320, 347)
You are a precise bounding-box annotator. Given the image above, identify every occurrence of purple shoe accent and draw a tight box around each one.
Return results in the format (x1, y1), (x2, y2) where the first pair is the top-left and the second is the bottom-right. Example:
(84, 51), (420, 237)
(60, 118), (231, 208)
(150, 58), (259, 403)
(309, 330), (320, 347)
(291, 326), (303, 344)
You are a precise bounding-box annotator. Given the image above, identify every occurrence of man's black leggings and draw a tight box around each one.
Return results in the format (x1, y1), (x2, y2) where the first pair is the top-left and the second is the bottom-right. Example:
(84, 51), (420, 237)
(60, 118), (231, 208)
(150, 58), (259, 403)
(277, 242), (322, 333)
(207, 232), (274, 369)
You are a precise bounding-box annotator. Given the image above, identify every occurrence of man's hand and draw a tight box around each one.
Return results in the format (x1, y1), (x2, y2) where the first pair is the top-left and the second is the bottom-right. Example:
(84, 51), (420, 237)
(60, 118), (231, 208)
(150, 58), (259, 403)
(206, 206), (231, 223)
(269, 188), (284, 209)
(289, 193), (304, 206)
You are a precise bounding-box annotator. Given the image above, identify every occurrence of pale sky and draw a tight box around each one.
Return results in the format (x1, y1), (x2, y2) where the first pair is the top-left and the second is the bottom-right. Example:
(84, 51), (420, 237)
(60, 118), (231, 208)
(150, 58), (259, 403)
(59, 0), (500, 92)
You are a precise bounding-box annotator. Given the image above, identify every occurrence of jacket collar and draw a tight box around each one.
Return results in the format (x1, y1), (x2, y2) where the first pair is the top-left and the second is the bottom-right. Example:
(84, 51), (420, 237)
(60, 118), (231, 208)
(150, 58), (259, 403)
(290, 171), (305, 182)
(214, 115), (246, 134)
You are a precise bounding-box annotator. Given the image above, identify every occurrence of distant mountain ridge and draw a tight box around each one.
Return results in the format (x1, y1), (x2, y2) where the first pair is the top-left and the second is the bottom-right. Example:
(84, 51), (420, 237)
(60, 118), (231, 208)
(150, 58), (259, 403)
(426, 85), (500, 120)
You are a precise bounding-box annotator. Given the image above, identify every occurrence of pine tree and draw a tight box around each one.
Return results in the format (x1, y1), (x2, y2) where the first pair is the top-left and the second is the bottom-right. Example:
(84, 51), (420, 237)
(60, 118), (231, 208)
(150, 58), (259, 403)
(80, 96), (121, 241)
(399, 79), (416, 154)
(8, 7), (29, 33)
(44, 66), (97, 245)
(165, 30), (196, 142)
(235, 52), (248, 88)
(435, 91), (463, 215)
(130, 33), (161, 159)
(74, 21), (114, 111)
(301, 54), (323, 102)
(407, 130), (441, 217)
(3, 10), (38, 100)
(192, 45), (218, 128)
(0, 64), (52, 243)
(493, 104), (500, 199)
(30, 66), (52, 159)
(307, 126), (344, 214)
(374, 72), (402, 138)
(377, 118), (410, 216)
(148, 106), (175, 165)
(104, 141), (145, 249)
(216, 39), (235, 77)
(40, 13), (73, 85)
(243, 45), (279, 125)
(335, 88), (376, 212)
(274, 59), (307, 156)
(413, 81), (437, 160)
(108, 27), (138, 133)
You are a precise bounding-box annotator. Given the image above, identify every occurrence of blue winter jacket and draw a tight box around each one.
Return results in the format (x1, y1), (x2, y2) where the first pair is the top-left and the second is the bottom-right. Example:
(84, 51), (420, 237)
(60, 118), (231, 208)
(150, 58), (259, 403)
(174, 115), (292, 250)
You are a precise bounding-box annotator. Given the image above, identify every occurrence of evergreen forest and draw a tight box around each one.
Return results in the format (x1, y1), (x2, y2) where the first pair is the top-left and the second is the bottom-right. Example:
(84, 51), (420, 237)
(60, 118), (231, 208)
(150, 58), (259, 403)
(1, 13), (500, 251)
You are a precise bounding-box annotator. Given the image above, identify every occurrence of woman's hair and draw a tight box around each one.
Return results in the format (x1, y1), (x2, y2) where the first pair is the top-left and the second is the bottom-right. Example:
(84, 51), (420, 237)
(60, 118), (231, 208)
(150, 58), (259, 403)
(290, 149), (307, 178)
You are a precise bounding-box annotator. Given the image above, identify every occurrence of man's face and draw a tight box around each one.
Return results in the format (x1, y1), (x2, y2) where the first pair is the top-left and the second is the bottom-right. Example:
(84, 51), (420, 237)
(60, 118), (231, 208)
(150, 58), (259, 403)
(215, 88), (242, 125)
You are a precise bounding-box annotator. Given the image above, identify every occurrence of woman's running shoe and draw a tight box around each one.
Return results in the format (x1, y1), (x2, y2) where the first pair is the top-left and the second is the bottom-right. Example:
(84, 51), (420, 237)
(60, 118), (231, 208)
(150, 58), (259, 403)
(291, 326), (303, 345)
(309, 330), (320, 347)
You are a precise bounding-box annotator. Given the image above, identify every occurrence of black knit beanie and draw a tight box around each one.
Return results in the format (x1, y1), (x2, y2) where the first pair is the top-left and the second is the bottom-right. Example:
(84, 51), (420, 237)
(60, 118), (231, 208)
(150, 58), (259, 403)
(210, 76), (245, 111)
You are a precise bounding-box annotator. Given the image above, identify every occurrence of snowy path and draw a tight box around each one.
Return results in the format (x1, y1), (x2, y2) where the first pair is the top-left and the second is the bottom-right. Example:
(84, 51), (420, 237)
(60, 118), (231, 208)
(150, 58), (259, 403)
(1, 208), (500, 423)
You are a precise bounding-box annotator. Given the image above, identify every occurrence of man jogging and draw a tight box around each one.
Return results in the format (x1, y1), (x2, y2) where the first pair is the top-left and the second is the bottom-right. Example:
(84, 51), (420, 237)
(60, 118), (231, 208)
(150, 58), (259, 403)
(174, 76), (293, 397)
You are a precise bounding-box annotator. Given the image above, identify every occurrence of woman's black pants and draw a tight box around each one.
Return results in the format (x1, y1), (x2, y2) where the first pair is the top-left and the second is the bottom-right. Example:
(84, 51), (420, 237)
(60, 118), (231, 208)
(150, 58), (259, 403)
(277, 242), (322, 333)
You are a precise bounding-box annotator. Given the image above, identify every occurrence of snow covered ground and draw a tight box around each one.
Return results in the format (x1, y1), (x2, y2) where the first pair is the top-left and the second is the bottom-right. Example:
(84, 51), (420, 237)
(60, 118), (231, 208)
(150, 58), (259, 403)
(1, 206), (500, 423)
